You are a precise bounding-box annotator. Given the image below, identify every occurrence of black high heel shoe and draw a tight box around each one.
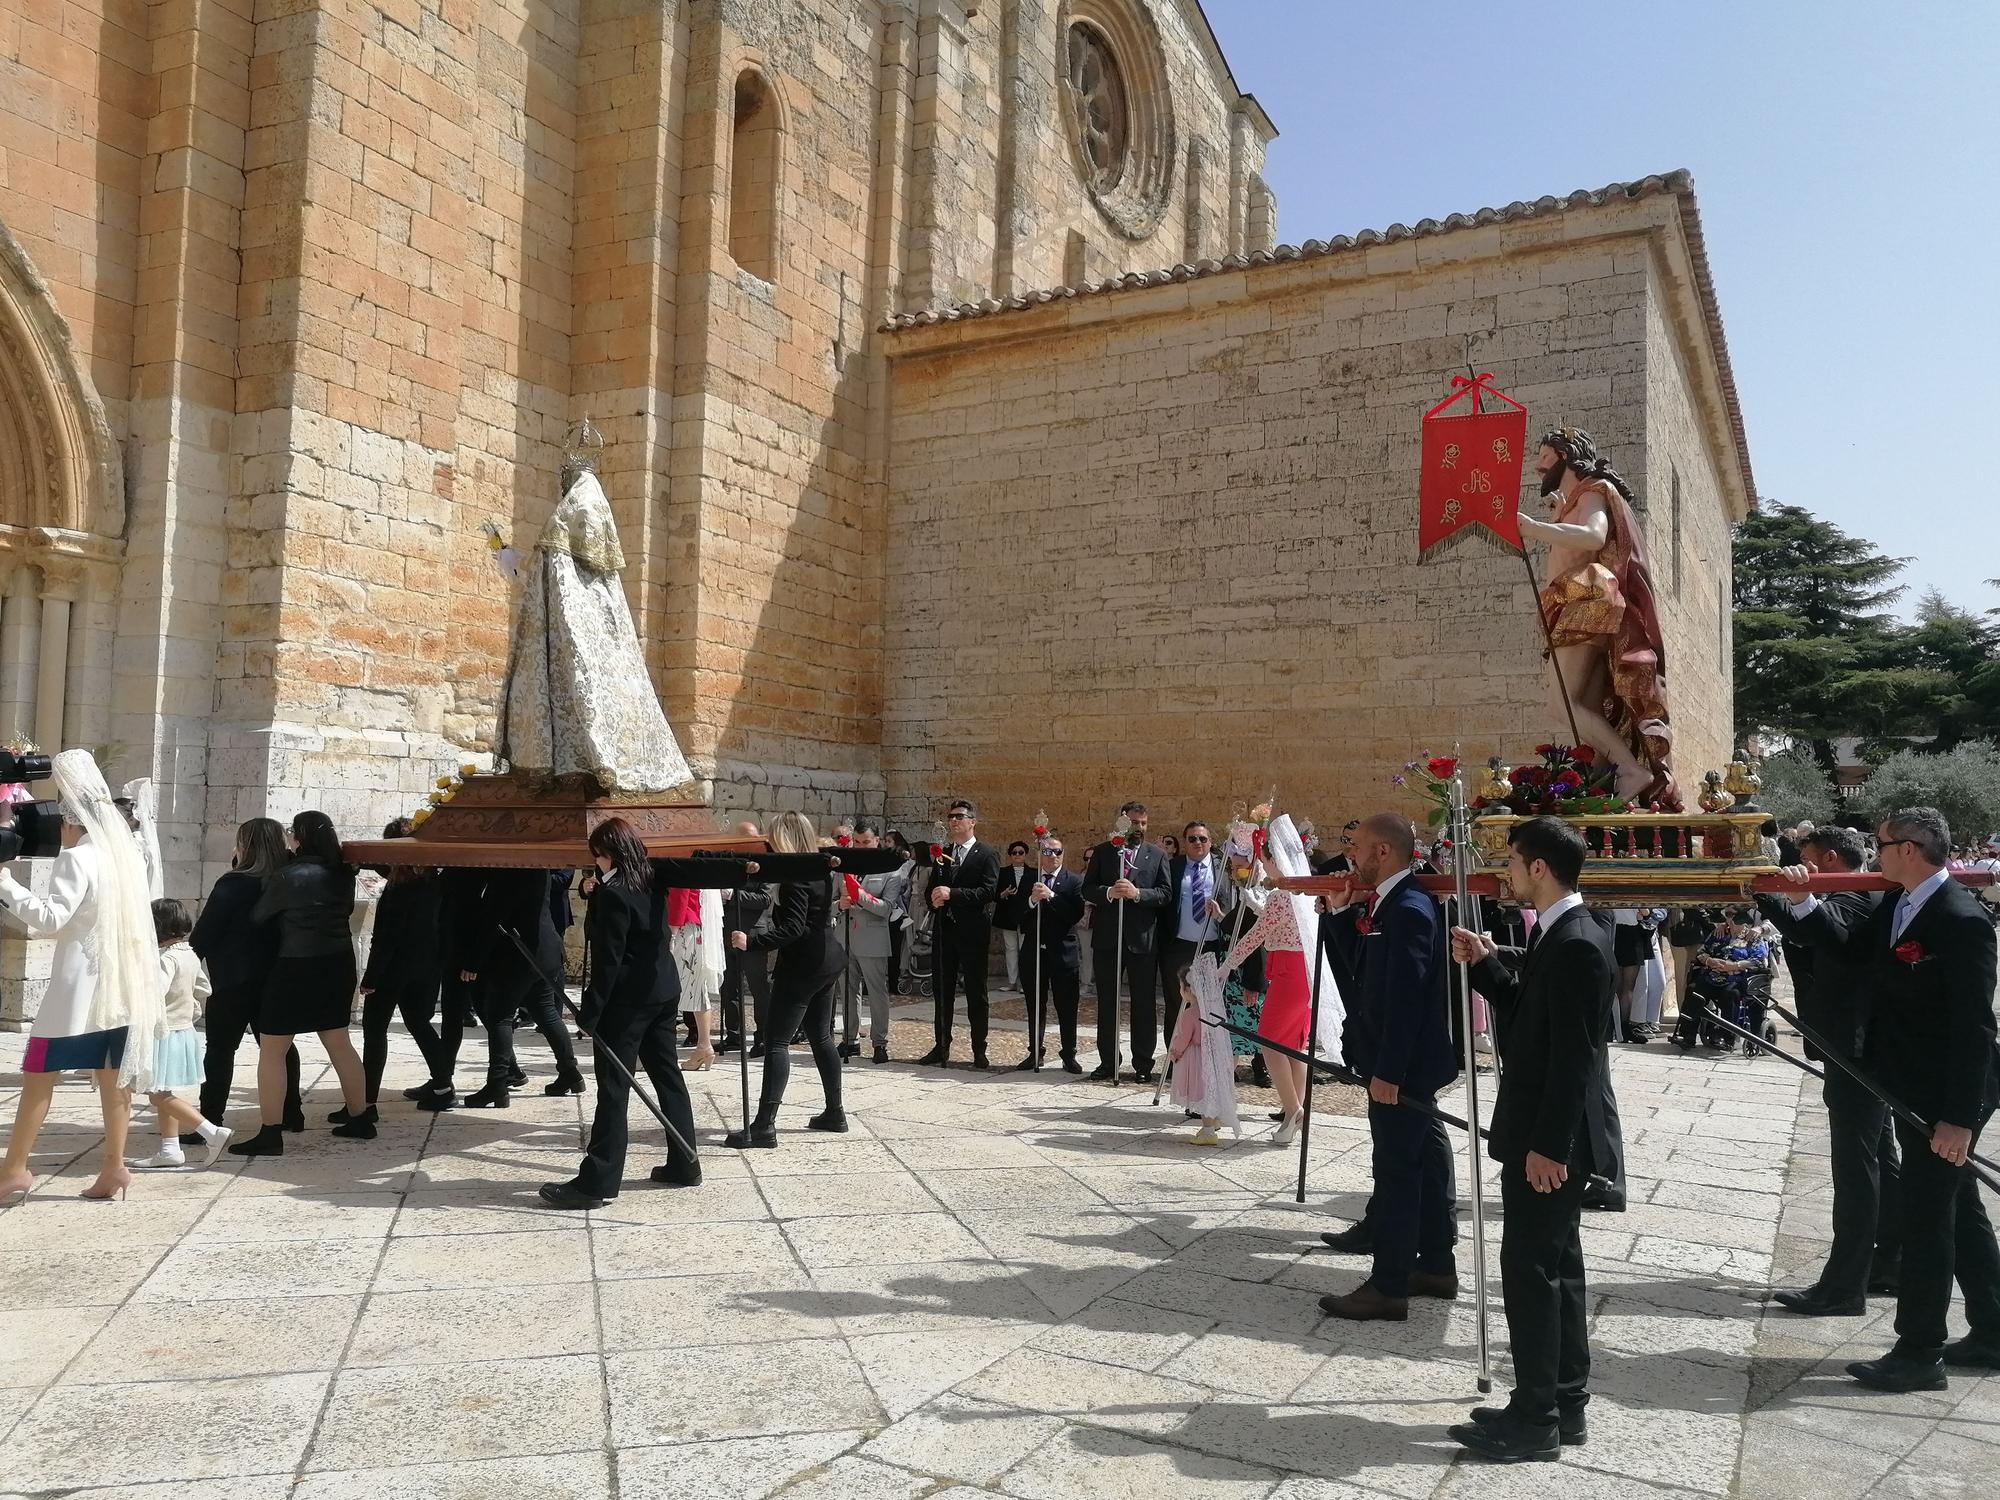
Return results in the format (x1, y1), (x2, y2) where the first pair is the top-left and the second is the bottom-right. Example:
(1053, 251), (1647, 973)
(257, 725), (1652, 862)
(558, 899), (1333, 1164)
(544, 1071), (586, 1097)
(462, 1083), (511, 1109)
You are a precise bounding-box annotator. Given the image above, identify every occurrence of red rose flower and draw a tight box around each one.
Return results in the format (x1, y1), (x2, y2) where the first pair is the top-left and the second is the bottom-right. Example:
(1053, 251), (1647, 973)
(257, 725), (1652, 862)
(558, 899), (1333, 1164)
(1426, 756), (1459, 780)
(1110, 834), (1125, 848)
(1894, 940), (1925, 966)
(1354, 915), (1374, 936)
(1570, 745), (1597, 766)
(929, 843), (943, 860)
(1033, 824), (1048, 836)
(835, 834), (851, 846)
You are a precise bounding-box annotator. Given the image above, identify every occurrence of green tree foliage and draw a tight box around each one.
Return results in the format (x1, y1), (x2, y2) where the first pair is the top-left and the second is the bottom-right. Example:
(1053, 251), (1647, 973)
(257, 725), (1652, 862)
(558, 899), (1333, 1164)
(1734, 505), (1999, 762)
(1856, 742), (2000, 843)
(1754, 750), (1838, 829)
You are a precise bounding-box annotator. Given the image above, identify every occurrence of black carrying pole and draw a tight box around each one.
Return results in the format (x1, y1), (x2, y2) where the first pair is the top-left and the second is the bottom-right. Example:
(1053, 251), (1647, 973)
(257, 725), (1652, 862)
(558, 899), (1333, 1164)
(1705, 1007), (2000, 1196)
(1294, 916), (1325, 1203)
(1204, 1015), (1484, 1138)
(499, 923), (696, 1161)
(1033, 886), (1046, 1072)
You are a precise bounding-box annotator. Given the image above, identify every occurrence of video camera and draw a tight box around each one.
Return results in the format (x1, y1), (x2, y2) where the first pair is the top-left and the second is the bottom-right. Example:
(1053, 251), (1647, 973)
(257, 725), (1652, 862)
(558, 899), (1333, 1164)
(0, 748), (63, 862)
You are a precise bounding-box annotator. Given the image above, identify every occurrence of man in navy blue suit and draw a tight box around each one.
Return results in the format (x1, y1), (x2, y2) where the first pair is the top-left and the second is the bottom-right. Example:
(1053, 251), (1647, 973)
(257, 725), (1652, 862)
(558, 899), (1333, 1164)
(1317, 812), (1461, 1321)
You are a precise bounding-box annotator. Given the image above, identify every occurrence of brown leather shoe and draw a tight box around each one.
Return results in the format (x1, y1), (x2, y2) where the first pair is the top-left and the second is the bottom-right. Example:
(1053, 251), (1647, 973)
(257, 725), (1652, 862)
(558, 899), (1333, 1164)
(1318, 1283), (1409, 1322)
(1410, 1271), (1460, 1300)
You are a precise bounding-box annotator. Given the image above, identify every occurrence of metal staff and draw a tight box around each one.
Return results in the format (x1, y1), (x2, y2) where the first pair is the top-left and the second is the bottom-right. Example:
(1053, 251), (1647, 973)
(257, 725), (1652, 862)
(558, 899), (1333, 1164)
(1033, 864), (1047, 1073)
(1448, 772), (1494, 1395)
(1294, 917), (1325, 1204)
(500, 924), (697, 1161)
(729, 887), (752, 1133)
(1109, 840), (1131, 1088)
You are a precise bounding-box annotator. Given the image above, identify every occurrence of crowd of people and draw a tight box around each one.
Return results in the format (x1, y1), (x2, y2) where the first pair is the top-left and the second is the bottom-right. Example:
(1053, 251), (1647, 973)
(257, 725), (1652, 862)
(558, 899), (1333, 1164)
(2, 751), (1997, 1451)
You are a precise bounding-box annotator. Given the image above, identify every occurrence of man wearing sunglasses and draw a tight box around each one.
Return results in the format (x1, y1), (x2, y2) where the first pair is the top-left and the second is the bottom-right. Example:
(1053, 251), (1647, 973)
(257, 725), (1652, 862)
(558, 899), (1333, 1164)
(1159, 822), (1237, 1053)
(922, 799), (1000, 1069)
(1018, 835), (1086, 1071)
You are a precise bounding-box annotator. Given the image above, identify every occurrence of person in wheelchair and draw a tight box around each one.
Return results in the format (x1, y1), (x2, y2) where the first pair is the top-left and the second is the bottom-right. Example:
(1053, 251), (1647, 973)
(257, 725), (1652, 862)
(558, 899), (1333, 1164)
(1671, 908), (1774, 1052)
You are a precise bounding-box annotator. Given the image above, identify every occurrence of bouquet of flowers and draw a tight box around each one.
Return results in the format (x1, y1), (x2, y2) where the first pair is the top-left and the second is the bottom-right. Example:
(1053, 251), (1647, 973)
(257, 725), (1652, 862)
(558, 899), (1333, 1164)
(1472, 743), (1631, 819)
(1394, 753), (1462, 828)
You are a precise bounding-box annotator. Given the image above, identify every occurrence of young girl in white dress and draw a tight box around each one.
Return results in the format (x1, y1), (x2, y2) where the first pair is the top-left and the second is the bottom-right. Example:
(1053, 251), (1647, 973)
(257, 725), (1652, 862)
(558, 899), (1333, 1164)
(133, 899), (232, 1169)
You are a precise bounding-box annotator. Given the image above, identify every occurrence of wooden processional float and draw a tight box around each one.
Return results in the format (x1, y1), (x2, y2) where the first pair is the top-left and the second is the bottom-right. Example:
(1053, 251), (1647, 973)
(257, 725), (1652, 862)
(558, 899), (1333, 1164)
(1275, 757), (1997, 907)
(342, 769), (766, 870)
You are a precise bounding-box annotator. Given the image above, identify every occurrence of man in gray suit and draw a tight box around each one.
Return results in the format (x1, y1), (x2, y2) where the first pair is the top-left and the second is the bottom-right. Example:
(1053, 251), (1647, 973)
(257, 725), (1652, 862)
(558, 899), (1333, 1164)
(839, 816), (908, 1064)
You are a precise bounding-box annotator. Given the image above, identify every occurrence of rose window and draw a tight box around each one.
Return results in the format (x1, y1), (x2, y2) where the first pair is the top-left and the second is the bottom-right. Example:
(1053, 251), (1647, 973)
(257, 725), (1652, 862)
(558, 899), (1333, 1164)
(1067, 24), (1129, 195)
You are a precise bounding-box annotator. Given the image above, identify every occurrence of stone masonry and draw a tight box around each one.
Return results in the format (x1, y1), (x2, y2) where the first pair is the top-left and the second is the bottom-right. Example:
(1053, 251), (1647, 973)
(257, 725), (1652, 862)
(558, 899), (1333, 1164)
(0, 1), (1748, 1019)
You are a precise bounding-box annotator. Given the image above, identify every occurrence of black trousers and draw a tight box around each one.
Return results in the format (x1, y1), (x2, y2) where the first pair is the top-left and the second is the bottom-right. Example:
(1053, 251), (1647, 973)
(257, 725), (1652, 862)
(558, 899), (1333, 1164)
(1891, 1113), (2000, 1361)
(1818, 1063), (1903, 1297)
(477, 960), (578, 1084)
(199, 982), (300, 1126)
(1498, 1151), (1591, 1426)
(756, 970), (842, 1126)
(576, 996), (698, 1195)
(1367, 1097), (1458, 1297)
(721, 947), (771, 1045)
(932, 917), (990, 1051)
(1020, 940), (1080, 1060)
(432, 973), (473, 1076)
(359, 974), (447, 1102)
(1092, 943), (1159, 1071)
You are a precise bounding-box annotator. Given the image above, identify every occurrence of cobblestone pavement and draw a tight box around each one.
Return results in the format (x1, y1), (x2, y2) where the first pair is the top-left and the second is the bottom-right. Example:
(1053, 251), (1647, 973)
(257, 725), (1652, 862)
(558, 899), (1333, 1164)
(1, 1020), (1993, 1498)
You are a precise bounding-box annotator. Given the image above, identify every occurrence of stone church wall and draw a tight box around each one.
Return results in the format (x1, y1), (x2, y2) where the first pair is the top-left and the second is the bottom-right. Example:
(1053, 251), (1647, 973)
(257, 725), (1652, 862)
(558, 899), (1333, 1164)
(880, 192), (1745, 843)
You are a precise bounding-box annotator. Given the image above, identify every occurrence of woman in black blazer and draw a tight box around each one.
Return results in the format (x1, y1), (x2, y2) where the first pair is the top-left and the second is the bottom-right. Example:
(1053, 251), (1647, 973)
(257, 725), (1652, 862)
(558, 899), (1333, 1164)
(189, 818), (300, 1134)
(540, 818), (701, 1209)
(728, 811), (847, 1149)
(358, 817), (451, 1109)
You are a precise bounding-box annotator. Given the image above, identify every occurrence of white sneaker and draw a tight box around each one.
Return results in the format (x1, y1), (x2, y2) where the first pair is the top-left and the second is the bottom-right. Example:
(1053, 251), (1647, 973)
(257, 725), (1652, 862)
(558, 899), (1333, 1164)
(1272, 1111), (1303, 1146)
(133, 1147), (186, 1170)
(200, 1125), (233, 1167)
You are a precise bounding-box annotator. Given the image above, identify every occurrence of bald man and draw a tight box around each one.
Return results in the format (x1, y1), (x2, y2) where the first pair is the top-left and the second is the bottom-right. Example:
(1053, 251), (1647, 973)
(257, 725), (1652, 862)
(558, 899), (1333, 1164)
(1317, 812), (1461, 1322)
(720, 819), (774, 1054)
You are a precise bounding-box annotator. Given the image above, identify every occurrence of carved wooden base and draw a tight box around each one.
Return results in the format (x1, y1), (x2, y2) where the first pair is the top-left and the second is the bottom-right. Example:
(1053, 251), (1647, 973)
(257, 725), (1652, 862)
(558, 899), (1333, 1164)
(341, 773), (762, 869)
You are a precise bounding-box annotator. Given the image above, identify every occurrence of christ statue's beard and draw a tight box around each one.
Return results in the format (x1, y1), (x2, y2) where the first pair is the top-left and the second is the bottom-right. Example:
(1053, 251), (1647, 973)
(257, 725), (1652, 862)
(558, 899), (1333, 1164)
(1538, 463), (1564, 497)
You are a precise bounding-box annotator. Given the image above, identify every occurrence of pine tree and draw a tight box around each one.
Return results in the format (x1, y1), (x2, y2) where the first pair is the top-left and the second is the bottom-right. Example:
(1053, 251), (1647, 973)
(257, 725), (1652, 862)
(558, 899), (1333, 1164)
(1732, 503), (1914, 764)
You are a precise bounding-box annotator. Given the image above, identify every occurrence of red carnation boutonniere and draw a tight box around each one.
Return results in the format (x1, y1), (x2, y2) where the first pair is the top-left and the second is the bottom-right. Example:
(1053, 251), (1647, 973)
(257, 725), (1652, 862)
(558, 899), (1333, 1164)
(1894, 940), (1927, 966)
(1354, 913), (1375, 936)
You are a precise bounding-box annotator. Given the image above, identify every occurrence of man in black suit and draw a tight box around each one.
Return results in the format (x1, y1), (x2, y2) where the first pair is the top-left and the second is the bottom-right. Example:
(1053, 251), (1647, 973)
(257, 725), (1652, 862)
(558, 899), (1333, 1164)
(1017, 831), (1086, 1072)
(1081, 800), (1173, 1081)
(1760, 825), (1900, 1315)
(922, 798), (1000, 1069)
(1318, 813), (1460, 1321)
(1783, 807), (2000, 1393)
(1158, 821), (1238, 1055)
(1448, 815), (1615, 1461)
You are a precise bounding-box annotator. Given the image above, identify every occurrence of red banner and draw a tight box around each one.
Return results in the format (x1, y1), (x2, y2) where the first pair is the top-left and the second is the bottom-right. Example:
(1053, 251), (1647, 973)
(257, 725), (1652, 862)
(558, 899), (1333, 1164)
(1418, 375), (1527, 553)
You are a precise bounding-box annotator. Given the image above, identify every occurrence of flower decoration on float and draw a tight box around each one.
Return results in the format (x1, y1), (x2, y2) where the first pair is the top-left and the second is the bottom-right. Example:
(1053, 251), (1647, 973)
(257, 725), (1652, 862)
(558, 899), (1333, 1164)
(409, 808), (433, 827)
(1472, 743), (1630, 819)
(1397, 750), (1463, 828)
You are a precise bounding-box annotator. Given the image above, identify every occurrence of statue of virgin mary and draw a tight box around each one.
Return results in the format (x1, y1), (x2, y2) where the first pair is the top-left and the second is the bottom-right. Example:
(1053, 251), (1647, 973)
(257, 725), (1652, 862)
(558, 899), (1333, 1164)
(495, 447), (692, 794)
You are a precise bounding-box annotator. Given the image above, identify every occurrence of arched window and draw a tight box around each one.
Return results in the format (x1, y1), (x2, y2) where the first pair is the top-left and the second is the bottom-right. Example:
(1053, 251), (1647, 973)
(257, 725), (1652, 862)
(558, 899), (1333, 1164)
(729, 70), (780, 282)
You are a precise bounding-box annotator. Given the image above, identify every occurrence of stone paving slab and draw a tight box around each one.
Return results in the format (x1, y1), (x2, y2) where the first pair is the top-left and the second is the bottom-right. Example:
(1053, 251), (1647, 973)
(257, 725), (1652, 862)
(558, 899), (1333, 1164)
(2, 1017), (1997, 1497)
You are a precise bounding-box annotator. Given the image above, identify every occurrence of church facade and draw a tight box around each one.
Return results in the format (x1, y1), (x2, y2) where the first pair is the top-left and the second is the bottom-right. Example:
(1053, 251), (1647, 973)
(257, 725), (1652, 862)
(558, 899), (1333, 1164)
(0, 0), (1749, 1019)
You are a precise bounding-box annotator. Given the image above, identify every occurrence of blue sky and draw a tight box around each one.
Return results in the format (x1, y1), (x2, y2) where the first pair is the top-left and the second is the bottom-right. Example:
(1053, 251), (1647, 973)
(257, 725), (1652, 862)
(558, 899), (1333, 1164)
(1203, 0), (1997, 618)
